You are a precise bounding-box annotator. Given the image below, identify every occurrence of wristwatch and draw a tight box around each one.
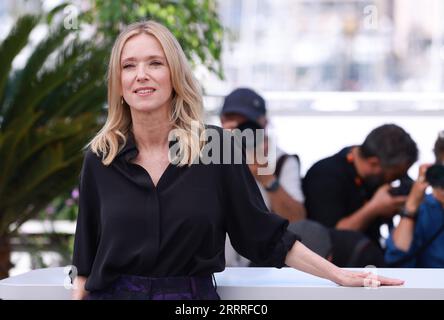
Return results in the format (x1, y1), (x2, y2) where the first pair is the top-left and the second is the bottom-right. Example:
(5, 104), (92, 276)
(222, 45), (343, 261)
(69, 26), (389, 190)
(264, 178), (280, 192)
(400, 207), (418, 221)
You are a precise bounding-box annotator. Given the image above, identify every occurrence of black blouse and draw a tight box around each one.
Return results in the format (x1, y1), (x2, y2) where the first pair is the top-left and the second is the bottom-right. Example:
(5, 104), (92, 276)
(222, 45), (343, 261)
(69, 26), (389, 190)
(72, 125), (300, 291)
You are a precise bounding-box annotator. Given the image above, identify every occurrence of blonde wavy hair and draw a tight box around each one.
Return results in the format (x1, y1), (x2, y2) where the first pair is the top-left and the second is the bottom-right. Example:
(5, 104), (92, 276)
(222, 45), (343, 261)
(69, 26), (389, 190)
(87, 21), (205, 166)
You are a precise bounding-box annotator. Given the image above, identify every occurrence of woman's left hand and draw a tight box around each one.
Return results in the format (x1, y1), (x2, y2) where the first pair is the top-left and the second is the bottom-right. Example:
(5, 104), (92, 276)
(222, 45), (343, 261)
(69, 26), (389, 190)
(335, 269), (405, 287)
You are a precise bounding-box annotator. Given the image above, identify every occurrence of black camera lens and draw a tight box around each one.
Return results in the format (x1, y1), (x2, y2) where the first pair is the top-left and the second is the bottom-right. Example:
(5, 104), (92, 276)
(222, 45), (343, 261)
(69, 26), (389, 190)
(425, 164), (444, 188)
(234, 120), (264, 150)
(389, 177), (414, 196)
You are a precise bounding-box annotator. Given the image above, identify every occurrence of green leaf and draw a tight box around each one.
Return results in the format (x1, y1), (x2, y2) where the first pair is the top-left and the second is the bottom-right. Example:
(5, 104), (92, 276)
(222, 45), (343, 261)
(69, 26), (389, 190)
(0, 12), (107, 238)
(46, 2), (72, 25)
(0, 109), (42, 194)
(0, 15), (39, 110)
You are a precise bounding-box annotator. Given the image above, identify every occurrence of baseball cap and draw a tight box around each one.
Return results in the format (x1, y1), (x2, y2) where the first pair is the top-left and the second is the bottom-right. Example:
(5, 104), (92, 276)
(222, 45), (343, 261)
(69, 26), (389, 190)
(221, 88), (266, 122)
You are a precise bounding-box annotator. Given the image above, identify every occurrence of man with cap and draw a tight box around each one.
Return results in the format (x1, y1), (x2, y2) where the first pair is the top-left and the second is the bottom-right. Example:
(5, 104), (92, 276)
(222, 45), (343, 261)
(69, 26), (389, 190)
(220, 88), (306, 222)
(220, 88), (308, 267)
(220, 87), (268, 130)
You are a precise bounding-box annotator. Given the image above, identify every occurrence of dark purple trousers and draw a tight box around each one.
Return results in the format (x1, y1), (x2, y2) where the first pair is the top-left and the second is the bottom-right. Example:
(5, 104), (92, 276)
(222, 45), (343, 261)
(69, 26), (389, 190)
(84, 274), (220, 300)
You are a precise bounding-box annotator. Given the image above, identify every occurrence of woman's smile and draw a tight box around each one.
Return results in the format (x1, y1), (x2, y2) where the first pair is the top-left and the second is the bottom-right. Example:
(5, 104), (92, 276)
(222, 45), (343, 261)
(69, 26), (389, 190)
(134, 86), (156, 97)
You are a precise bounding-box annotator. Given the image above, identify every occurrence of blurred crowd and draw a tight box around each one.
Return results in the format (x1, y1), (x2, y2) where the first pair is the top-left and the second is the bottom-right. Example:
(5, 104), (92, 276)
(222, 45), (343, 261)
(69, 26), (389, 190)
(221, 88), (444, 269)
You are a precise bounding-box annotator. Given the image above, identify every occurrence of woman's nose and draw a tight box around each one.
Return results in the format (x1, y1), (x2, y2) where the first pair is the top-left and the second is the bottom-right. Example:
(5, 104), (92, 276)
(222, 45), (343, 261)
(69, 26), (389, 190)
(136, 64), (149, 81)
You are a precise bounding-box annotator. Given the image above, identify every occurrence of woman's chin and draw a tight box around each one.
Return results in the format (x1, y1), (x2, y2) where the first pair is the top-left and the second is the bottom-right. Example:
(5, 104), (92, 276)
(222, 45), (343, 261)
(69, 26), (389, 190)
(129, 103), (163, 113)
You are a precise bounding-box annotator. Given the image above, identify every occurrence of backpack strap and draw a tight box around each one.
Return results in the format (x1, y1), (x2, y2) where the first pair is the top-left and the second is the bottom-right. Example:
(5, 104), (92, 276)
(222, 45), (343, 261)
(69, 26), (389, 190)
(275, 154), (300, 179)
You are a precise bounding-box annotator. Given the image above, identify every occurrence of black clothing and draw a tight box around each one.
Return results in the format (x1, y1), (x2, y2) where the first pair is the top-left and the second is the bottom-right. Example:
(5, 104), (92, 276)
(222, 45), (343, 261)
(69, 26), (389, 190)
(303, 146), (383, 245)
(329, 229), (386, 267)
(72, 125), (300, 291)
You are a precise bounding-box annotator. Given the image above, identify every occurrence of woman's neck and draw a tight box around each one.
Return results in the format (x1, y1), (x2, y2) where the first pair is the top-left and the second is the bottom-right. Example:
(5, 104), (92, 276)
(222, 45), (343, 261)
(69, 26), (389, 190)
(130, 107), (173, 152)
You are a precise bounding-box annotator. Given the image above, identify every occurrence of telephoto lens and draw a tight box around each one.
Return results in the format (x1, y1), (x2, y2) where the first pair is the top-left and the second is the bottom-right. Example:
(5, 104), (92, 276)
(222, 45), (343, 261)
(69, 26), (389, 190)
(389, 177), (414, 196)
(234, 120), (264, 150)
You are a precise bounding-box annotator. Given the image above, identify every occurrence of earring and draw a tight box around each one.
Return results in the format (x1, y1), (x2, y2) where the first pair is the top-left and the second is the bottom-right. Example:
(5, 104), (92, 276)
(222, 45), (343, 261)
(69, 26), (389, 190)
(121, 97), (124, 106)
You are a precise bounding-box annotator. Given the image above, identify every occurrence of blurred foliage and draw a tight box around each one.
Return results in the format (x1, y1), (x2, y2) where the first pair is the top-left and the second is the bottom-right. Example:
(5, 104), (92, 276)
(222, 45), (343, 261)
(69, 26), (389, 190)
(13, 190), (78, 271)
(0, 8), (105, 278)
(83, 0), (224, 78)
(0, 12), (108, 240)
(37, 189), (79, 221)
(15, 232), (74, 269)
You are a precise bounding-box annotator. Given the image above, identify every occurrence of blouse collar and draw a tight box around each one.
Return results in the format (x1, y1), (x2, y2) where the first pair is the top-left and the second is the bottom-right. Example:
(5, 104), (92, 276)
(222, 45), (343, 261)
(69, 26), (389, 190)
(115, 130), (179, 163)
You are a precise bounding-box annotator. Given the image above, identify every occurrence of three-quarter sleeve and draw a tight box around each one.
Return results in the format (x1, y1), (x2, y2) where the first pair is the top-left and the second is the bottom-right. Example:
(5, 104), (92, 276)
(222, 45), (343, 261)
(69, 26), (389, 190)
(221, 132), (300, 267)
(72, 150), (101, 277)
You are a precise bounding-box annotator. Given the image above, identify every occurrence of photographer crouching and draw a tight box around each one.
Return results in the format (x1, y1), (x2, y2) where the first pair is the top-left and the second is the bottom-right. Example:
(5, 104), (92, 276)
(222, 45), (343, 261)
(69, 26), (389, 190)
(385, 131), (444, 267)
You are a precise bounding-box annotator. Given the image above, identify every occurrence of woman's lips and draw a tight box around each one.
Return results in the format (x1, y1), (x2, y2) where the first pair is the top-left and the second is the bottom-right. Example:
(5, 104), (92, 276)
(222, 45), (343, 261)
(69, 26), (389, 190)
(134, 87), (156, 96)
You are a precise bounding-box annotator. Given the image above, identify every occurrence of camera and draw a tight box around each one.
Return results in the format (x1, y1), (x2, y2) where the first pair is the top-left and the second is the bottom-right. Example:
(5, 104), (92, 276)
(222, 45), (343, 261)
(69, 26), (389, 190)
(234, 120), (265, 150)
(389, 177), (414, 196)
(425, 164), (444, 188)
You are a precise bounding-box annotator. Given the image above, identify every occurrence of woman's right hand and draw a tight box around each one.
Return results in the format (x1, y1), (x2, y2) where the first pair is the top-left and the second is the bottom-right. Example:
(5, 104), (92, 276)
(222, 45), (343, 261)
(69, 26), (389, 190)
(72, 276), (89, 300)
(335, 268), (405, 287)
(405, 164), (432, 213)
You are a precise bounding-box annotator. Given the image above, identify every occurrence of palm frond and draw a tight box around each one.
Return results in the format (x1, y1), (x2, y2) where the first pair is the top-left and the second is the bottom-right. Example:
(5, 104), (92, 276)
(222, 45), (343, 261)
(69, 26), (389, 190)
(1, 112), (96, 205)
(46, 2), (71, 25)
(0, 109), (42, 194)
(0, 13), (109, 239)
(12, 24), (71, 103)
(0, 157), (84, 235)
(3, 40), (89, 126)
(36, 46), (108, 120)
(0, 15), (40, 111)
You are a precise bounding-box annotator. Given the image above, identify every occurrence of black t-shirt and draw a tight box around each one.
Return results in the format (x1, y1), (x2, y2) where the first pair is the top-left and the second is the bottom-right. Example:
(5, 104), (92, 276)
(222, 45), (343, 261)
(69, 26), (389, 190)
(72, 125), (300, 292)
(302, 147), (383, 245)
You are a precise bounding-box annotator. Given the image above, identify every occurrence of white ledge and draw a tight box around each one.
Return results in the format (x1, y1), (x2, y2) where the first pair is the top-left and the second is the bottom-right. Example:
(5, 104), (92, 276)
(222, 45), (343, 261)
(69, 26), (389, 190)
(1, 267), (443, 300)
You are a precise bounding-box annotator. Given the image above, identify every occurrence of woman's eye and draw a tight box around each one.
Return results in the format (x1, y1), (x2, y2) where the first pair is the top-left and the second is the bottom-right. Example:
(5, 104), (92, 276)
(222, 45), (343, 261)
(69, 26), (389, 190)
(123, 64), (134, 69)
(150, 61), (162, 66)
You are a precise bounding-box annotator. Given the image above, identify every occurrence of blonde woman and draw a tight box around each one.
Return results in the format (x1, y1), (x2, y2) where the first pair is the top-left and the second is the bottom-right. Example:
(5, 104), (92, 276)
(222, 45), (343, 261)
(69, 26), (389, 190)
(71, 21), (404, 300)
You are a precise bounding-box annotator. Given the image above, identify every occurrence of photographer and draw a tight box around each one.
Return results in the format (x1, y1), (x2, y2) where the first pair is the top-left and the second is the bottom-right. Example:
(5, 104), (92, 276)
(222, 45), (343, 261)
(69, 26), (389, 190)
(220, 88), (306, 267)
(220, 88), (306, 222)
(385, 132), (444, 267)
(303, 124), (418, 248)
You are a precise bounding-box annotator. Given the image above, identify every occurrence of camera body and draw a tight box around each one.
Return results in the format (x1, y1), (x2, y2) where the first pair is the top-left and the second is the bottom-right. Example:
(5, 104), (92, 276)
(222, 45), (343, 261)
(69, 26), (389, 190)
(234, 120), (265, 150)
(389, 177), (414, 196)
(388, 164), (444, 197)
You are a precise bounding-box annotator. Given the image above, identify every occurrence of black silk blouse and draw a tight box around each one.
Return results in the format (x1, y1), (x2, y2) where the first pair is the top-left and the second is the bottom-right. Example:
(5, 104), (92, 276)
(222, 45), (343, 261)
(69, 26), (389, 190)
(72, 125), (300, 291)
